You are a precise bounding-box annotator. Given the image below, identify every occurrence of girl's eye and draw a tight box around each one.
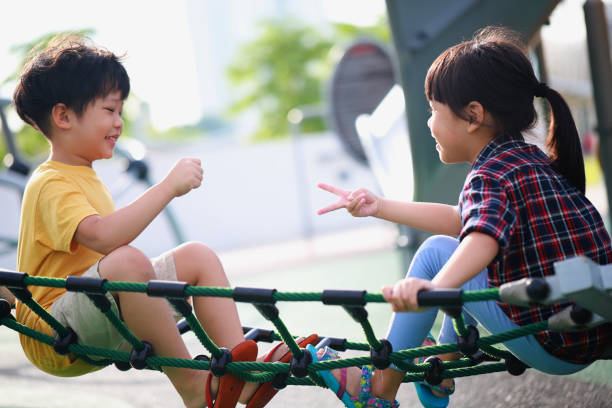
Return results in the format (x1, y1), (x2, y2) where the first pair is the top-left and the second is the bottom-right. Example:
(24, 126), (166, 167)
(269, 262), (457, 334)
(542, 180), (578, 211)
(105, 108), (114, 113)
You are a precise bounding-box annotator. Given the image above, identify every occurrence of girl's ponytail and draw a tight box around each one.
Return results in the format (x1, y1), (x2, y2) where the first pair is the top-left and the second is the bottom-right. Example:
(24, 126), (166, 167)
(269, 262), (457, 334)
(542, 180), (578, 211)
(538, 84), (586, 193)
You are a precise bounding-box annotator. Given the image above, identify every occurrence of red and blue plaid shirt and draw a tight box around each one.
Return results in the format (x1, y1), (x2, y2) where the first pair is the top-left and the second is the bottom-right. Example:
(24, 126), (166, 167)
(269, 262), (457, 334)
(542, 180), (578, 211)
(459, 137), (611, 364)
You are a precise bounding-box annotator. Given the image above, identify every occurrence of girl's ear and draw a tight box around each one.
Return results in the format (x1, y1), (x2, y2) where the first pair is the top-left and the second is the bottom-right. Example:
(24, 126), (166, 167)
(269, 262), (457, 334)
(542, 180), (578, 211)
(465, 101), (485, 133)
(50, 103), (73, 130)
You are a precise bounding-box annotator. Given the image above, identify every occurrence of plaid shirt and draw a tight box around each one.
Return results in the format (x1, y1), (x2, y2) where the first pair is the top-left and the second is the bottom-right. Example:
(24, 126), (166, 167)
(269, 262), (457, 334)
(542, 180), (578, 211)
(459, 137), (612, 364)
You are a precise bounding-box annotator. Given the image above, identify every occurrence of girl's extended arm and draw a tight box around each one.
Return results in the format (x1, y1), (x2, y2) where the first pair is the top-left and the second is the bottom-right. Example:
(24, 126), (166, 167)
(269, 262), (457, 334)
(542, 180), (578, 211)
(74, 158), (203, 255)
(382, 232), (499, 312)
(317, 182), (461, 236)
(376, 199), (461, 236)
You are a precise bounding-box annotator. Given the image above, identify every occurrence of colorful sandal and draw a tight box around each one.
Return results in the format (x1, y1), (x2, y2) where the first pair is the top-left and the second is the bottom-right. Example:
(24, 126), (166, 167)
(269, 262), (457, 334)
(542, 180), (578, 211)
(413, 333), (455, 408)
(205, 340), (258, 408)
(245, 334), (319, 408)
(306, 344), (399, 408)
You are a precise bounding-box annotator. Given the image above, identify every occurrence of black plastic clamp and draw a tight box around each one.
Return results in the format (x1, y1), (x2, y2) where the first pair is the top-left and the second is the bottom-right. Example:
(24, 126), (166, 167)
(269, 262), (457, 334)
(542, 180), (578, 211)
(130, 341), (153, 370)
(525, 278), (550, 303)
(343, 306), (368, 323)
(53, 327), (78, 355)
(194, 354), (210, 363)
(570, 305), (593, 325)
(423, 356), (444, 386)
(315, 336), (348, 352)
(114, 360), (132, 371)
(457, 324), (479, 356)
(243, 327), (275, 343)
(233, 287), (277, 304)
(0, 270), (28, 288)
(65, 276), (107, 294)
(505, 354), (528, 376)
(289, 348), (313, 378)
(146, 280), (189, 299)
(370, 339), (393, 370)
(255, 304), (280, 321)
(210, 347), (232, 377)
(322, 290), (366, 306)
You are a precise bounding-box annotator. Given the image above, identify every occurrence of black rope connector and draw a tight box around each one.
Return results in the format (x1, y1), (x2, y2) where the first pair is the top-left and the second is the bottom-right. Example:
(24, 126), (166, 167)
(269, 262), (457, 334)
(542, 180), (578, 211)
(370, 339), (393, 370)
(272, 372), (289, 390)
(570, 305), (593, 325)
(318, 336), (347, 352)
(526, 278), (550, 303)
(423, 356), (444, 386)
(457, 324), (479, 356)
(255, 304), (280, 321)
(322, 290), (366, 306)
(505, 355), (528, 376)
(233, 287), (277, 304)
(0, 299), (12, 321)
(66, 276), (107, 294)
(210, 347), (232, 377)
(0, 270), (28, 288)
(114, 360), (132, 371)
(146, 280), (189, 299)
(130, 341), (153, 370)
(343, 306), (368, 323)
(53, 327), (78, 355)
(290, 347), (313, 378)
(86, 294), (112, 313)
(243, 327), (275, 343)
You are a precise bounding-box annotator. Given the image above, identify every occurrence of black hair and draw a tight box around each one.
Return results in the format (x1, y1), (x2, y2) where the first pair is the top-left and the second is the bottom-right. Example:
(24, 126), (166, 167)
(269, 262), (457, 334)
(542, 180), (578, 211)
(424, 26), (585, 193)
(13, 34), (130, 138)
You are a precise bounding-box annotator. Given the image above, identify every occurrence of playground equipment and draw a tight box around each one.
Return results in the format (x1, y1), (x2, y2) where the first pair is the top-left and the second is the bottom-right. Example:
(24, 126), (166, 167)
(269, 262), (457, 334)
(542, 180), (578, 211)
(0, 255), (610, 399)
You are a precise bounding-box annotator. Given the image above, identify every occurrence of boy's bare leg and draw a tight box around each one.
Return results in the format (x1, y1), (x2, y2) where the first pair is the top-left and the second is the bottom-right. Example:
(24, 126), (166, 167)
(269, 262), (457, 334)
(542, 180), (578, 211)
(99, 245), (209, 408)
(172, 242), (293, 404)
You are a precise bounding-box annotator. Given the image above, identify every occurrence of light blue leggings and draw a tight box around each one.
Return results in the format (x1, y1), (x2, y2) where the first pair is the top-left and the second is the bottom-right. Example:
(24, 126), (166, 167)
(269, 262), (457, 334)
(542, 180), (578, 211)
(386, 235), (588, 375)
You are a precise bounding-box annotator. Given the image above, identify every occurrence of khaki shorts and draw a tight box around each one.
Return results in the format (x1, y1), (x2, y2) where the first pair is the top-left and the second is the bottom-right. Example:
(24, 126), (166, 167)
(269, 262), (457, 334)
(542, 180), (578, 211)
(50, 250), (178, 359)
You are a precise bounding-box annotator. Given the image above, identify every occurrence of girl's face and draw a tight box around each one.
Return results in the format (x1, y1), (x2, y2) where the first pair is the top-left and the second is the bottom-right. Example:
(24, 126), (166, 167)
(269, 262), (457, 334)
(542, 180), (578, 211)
(427, 100), (472, 164)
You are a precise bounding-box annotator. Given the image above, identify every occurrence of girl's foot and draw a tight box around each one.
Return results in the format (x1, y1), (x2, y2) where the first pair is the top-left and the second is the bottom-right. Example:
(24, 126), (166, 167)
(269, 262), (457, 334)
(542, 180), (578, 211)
(307, 345), (399, 408)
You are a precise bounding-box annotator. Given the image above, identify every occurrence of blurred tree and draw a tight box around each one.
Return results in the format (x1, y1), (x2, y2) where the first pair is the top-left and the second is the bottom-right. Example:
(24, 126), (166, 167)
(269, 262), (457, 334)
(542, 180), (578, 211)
(226, 17), (390, 141)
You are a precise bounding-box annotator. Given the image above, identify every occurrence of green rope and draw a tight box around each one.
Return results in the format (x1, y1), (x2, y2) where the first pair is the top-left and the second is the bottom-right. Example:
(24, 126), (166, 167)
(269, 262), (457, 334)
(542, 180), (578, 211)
(2, 276), (557, 391)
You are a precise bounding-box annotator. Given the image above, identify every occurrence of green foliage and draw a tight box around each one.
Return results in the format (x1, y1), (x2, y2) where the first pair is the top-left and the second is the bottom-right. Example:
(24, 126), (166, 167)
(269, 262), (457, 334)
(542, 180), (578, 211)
(226, 17), (391, 141)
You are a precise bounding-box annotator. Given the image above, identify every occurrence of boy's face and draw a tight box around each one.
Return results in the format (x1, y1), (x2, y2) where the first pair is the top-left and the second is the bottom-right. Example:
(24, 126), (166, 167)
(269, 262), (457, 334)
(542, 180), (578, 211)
(68, 90), (124, 165)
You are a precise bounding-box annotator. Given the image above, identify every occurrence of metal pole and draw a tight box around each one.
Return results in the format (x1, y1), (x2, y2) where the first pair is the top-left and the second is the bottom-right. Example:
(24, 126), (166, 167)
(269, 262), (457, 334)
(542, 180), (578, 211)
(584, 0), (612, 221)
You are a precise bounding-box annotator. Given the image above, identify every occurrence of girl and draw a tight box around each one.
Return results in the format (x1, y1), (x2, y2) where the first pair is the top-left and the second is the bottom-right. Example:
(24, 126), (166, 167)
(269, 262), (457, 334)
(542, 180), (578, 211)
(315, 26), (612, 408)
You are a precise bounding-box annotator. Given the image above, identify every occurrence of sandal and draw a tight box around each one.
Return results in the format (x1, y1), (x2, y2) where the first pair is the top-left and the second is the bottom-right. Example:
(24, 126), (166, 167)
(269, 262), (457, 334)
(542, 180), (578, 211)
(414, 333), (455, 408)
(245, 334), (319, 408)
(306, 344), (399, 408)
(205, 340), (258, 408)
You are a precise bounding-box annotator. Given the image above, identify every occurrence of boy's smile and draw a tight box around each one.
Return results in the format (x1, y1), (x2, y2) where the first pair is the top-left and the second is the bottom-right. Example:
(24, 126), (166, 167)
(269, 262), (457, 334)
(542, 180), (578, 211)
(50, 90), (124, 167)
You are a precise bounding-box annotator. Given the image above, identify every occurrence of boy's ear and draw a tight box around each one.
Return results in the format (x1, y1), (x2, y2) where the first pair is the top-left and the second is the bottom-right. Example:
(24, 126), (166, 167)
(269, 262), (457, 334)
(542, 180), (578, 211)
(50, 103), (73, 130)
(465, 101), (485, 133)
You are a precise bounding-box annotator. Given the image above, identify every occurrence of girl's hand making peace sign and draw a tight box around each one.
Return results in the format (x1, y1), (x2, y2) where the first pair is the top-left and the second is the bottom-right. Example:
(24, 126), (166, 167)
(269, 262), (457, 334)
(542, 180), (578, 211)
(317, 183), (382, 217)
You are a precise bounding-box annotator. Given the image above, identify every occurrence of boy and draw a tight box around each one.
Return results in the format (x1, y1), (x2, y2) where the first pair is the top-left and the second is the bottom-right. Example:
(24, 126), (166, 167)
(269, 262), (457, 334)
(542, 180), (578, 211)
(12, 35), (290, 408)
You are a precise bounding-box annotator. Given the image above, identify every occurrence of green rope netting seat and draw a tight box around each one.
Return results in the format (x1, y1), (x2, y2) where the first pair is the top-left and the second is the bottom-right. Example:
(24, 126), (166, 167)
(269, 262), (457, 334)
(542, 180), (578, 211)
(1, 255), (611, 390)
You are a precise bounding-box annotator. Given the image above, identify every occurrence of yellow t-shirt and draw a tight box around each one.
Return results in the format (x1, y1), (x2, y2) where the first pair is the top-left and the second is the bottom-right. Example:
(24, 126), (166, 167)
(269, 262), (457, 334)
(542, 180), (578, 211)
(16, 160), (114, 376)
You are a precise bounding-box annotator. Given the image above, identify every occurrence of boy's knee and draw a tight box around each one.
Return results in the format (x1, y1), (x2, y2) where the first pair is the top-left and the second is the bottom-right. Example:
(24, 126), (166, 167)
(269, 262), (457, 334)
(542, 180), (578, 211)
(99, 246), (154, 282)
(175, 241), (219, 265)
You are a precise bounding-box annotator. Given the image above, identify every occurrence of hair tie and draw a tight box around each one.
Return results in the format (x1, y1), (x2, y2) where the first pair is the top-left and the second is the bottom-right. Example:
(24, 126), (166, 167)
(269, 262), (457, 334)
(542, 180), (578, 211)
(534, 82), (548, 98)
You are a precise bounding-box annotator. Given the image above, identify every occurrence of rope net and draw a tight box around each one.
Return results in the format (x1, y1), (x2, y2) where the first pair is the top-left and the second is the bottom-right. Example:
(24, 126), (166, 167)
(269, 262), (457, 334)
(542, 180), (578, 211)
(0, 271), (589, 389)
